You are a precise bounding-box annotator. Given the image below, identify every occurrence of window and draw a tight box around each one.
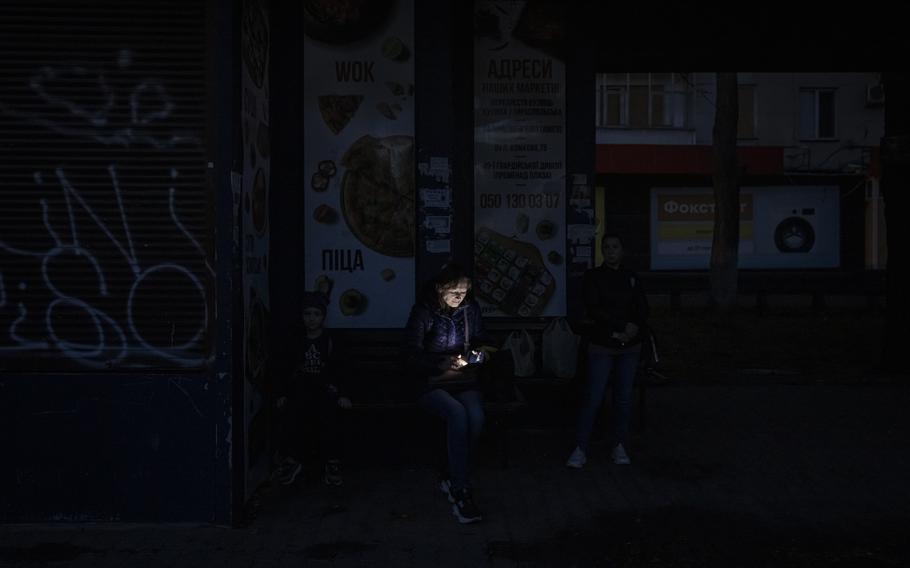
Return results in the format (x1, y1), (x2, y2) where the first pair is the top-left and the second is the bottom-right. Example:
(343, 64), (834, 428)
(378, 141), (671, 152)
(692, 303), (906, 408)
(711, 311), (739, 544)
(799, 88), (836, 139)
(596, 72), (693, 129)
(737, 84), (756, 139)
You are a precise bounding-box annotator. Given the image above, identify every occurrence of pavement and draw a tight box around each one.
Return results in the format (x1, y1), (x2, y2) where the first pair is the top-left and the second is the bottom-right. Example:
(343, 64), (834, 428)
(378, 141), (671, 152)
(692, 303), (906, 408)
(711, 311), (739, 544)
(2, 383), (910, 567)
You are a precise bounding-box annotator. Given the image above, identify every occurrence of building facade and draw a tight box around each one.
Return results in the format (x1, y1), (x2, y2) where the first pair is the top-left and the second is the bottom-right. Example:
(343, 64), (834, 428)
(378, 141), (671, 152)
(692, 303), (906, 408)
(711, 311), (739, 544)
(593, 72), (885, 276)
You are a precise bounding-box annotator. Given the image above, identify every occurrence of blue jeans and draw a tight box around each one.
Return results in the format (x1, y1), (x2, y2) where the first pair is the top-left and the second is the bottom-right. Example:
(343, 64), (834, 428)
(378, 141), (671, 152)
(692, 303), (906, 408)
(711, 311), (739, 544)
(575, 347), (640, 452)
(418, 388), (484, 492)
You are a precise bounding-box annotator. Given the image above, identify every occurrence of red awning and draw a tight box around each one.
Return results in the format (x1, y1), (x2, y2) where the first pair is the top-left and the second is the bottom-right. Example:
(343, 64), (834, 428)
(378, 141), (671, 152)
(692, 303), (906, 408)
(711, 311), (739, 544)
(596, 144), (785, 176)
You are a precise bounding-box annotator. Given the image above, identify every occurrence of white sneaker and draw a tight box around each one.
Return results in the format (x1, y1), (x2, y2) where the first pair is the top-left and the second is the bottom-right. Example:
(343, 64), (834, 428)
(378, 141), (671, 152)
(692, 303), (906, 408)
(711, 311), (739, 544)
(565, 447), (586, 468)
(439, 479), (454, 503)
(611, 444), (631, 465)
(274, 459), (303, 485)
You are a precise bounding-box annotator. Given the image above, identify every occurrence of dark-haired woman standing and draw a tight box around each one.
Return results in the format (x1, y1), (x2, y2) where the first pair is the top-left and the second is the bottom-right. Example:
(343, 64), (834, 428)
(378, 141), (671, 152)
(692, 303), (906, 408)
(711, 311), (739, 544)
(566, 234), (649, 469)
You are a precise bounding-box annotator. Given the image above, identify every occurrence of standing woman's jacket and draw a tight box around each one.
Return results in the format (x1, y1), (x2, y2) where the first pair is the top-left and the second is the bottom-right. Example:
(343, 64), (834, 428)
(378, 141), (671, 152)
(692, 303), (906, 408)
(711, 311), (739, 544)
(401, 287), (492, 395)
(583, 264), (650, 349)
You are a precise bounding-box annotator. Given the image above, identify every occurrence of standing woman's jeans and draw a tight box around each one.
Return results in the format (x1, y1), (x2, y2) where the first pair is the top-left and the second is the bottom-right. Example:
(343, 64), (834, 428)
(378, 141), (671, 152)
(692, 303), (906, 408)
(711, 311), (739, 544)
(575, 346), (641, 452)
(418, 388), (485, 492)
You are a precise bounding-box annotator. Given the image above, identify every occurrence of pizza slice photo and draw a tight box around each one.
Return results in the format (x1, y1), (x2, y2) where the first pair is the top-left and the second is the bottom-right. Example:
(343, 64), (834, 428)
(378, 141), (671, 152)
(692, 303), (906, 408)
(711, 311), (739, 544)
(318, 94), (364, 135)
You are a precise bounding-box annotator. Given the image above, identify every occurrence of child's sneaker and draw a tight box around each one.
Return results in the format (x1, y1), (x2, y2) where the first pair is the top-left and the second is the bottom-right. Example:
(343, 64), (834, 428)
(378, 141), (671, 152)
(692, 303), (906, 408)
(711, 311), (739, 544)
(611, 444), (631, 465)
(565, 447), (587, 469)
(451, 488), (482, 524)
(274, 459), (302, 485)
(269, 463), (283, 483)
(323, 459), (343, 486)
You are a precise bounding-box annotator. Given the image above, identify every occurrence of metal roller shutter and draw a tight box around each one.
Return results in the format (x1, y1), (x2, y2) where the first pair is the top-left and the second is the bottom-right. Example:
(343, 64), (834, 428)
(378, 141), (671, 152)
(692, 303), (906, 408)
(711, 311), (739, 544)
(0, 0), (212, 371)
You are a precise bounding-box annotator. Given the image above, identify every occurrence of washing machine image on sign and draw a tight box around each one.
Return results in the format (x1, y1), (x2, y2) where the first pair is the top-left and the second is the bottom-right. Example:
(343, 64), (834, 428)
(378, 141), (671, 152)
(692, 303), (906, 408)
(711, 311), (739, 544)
(750, 185), (839, 269)
(774, 210), (816, 253)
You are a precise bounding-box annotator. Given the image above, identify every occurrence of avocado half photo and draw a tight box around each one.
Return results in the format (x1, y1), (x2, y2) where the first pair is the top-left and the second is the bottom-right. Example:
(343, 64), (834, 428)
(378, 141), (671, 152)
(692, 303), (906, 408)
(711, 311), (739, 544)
(339, 288), (367, 316)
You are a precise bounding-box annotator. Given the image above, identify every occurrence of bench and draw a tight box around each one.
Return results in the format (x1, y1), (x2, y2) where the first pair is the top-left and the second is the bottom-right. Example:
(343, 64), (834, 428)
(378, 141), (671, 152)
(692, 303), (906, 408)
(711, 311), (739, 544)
(483, 319), (666, 433)
(338, 328), (527, 469)
(339, 320), (666, 464)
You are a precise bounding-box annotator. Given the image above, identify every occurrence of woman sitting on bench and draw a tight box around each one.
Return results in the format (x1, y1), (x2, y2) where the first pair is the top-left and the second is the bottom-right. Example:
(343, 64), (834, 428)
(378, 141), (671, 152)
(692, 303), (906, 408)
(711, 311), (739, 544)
(402, 263), (493, 524)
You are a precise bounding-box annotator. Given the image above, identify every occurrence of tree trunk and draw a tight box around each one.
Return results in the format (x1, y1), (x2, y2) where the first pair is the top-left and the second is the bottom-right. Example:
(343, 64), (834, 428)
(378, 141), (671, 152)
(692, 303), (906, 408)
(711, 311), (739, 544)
(710, 72), (740, 310)
(881, 73), (910, 373)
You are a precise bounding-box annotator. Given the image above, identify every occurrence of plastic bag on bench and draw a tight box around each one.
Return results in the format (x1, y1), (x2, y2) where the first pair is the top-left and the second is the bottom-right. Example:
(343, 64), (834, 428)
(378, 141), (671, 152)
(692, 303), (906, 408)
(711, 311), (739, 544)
(502, 329), (536, 377)
(542, 317), (580, 379)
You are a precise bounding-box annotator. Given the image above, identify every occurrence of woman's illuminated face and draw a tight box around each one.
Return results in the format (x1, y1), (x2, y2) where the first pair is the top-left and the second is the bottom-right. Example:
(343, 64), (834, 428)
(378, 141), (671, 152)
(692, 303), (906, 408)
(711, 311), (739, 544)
(438, 277), (471, 309)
